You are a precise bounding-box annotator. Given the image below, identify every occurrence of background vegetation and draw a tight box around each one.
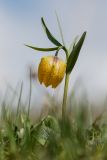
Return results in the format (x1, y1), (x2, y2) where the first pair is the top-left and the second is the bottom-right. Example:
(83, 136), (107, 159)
(0, 82), (107, 160)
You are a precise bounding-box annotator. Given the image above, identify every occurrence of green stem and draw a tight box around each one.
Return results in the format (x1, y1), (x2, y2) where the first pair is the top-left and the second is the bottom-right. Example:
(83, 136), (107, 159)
(61, 47), (69, 121)
(62, 72), (70, 120)
(27, 68), (32, 119)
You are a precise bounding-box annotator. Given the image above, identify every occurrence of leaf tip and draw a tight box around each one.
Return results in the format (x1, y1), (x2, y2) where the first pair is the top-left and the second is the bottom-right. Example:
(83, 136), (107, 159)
(83, 31), (87, 36)
(24, 44), (27, 47)
(41, 17), (45, 24)
(24, 44), (30, 48)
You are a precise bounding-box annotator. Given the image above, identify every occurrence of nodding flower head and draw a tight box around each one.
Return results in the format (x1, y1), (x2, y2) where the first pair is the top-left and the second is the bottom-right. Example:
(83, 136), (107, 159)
(38, 56), (66, 88)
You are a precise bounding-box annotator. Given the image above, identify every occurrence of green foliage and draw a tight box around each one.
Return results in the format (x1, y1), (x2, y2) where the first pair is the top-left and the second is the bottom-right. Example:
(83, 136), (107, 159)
(0, 95), (107, 160)
(66, 32), (86, 73)
(25, 45), (59, 52)
(41, 17), (62, 47)
(68, 36), (79, 54)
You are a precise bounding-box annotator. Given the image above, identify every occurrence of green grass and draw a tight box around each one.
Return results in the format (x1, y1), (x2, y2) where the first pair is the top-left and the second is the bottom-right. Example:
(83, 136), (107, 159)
(0, 88), (107, 160)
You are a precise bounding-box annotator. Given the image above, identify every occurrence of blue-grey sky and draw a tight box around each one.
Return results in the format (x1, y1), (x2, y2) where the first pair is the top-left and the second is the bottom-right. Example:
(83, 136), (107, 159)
(0, 0), (107, 101)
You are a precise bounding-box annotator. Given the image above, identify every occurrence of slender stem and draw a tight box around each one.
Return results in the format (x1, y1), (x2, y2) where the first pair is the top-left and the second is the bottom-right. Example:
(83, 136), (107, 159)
(15, 82), (23, 123)
(62, 48), (69, 120)
(16, 82), (23, 117)
(55, 46), (62, 56)
(55, 46), (70, 120)
(27, 68), (32, 118)
(62, 72), (70, 120)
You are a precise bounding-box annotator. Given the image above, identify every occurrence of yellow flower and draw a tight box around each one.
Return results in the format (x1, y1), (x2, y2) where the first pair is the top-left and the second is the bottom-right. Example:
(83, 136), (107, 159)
(38, 56), (66, 88)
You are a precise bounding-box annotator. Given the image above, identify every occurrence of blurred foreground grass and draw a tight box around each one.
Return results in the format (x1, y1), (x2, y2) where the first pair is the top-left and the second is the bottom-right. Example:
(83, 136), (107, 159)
(0, 85), (107, 160)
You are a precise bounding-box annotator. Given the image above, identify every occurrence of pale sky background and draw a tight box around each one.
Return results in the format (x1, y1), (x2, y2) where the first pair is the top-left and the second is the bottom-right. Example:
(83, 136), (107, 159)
(0, 0), (107, 103)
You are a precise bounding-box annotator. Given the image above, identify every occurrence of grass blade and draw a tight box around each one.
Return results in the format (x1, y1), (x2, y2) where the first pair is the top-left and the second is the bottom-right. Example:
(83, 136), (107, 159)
(27, 68), (32, 118)
(16, 82), (23, 118)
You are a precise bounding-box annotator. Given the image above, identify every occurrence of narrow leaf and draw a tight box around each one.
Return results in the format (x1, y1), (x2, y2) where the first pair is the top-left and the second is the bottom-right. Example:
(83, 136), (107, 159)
(66, 32), (86, 73)
(55, 12), (66, 46)
(41, 17), (62, 46)
(25, 44), (58, 52)
(68, 36), (79, 54)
